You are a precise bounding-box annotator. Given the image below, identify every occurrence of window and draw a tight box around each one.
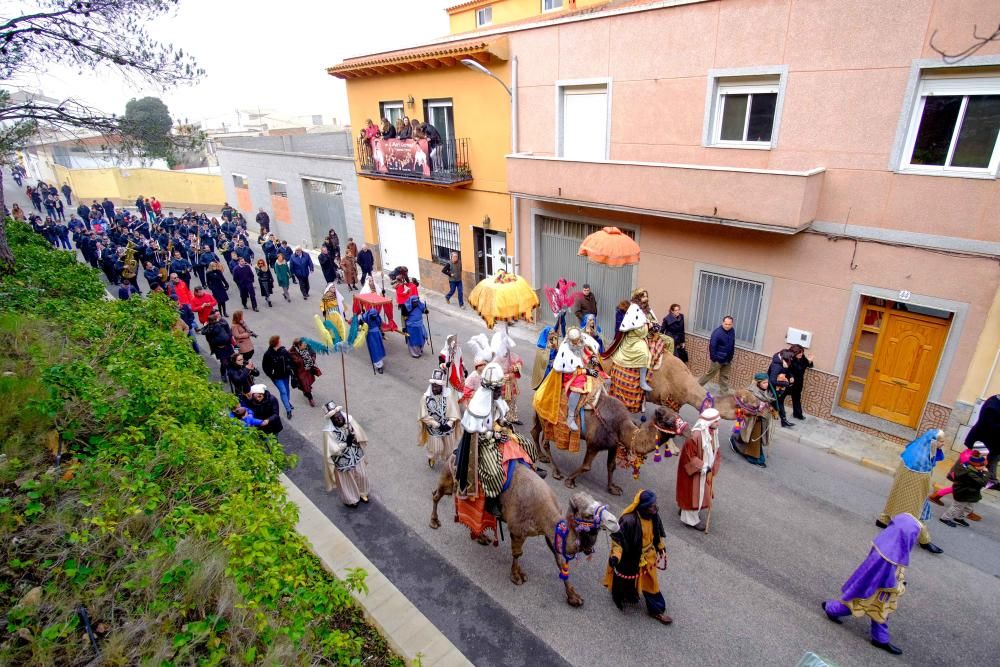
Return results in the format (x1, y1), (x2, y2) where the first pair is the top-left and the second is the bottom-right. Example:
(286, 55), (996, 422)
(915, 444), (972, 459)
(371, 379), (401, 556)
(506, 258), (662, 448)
(476, 6), (492, 27)
(267, 180), (288, 198)
(422, 99), (455, 144)
(430, 218), (460, 263)
(693, 270), (767, 349)
(901, 74), (1000, 176)
(232, 174), (248, 189)
(542, 0), (563, 12)
(559, 83), (609, 160)
(379, 101), (404, 126)
(712, 78), (779, 147)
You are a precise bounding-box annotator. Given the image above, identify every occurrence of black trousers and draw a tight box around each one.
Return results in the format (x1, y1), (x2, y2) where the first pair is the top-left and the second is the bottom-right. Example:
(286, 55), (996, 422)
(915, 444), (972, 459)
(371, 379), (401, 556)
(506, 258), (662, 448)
(782, 387), (804, 419)
(194, 266), (207, 287)
(238, 285), (258, 309)
(297, 275), (310, 297)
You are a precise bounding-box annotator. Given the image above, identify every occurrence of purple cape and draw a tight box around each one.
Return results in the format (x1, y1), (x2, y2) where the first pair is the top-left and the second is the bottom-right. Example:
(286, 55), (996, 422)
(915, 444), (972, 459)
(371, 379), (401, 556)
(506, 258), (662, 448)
(841, 513), (920, 602)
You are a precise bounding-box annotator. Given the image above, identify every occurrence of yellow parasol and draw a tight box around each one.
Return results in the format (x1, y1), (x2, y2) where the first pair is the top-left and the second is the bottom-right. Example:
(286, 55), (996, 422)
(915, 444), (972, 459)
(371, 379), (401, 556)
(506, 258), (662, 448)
(578, 226), (640, 267)
(467, 271), (539, 329)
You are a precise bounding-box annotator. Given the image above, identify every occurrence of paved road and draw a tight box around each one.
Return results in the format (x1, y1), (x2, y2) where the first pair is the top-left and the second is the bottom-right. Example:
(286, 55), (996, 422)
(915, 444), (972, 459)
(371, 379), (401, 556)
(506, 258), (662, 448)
(8, 180), (999, 666)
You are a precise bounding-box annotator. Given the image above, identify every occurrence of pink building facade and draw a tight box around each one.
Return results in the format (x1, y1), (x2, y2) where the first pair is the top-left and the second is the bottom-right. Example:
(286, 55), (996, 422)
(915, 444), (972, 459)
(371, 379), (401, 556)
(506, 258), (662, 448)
(501, 0), (1000, 443)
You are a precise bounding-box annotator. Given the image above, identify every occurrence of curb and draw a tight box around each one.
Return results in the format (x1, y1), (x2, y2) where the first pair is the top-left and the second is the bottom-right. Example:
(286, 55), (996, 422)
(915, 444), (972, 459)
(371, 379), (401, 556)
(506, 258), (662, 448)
(280, 475), (473, 667)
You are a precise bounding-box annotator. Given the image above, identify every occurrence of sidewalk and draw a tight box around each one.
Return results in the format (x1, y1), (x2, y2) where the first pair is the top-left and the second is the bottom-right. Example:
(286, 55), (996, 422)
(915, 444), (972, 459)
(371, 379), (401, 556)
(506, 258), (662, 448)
(770, 415), (1000, 510)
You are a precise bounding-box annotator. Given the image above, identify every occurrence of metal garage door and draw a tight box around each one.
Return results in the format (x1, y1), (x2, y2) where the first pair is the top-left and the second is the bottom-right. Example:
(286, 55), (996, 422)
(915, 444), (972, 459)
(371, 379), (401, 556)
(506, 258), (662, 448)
(537, 216), (635, 336)
(376, 208), (420, 280)
(302, 178), (347, 249)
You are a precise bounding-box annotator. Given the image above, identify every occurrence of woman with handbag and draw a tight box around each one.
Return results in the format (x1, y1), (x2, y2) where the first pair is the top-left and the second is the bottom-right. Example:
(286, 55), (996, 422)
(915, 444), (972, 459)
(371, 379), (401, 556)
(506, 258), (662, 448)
(289, 338), (320, 407)
(255, 258), (275, 307)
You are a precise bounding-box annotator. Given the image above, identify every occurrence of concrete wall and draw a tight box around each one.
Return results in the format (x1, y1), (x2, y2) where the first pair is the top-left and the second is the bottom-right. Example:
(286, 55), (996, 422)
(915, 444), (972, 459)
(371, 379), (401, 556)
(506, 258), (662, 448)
(54, 165), (225, 208)
(217, 132), (354, 157)
(216, 147), (363, 250)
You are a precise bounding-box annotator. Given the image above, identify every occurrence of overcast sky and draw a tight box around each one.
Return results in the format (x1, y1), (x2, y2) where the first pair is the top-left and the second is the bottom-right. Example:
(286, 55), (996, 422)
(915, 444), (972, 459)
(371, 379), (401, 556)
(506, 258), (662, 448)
(17, 0), (455, 129)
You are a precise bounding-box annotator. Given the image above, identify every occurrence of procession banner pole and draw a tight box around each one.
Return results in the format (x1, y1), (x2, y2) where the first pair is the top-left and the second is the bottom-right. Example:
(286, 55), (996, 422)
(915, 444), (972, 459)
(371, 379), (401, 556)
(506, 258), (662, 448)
(425, 305), (434, 350)
(340, 348), (350, 418)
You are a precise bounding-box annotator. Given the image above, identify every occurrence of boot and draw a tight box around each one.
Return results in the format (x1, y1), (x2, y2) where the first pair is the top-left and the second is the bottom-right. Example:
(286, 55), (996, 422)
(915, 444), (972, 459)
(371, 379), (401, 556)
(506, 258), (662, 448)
(566, 415), (579, 432)
(639, 367), (653, 392)
(267, 299), (272, 307)
(928, 490), (945, 506)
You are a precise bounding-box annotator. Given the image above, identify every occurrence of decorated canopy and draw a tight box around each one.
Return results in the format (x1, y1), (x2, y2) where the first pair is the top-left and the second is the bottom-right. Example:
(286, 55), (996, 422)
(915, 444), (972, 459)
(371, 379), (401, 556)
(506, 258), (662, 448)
(578, 226), (640, 267)
(468, 271), (539, 329)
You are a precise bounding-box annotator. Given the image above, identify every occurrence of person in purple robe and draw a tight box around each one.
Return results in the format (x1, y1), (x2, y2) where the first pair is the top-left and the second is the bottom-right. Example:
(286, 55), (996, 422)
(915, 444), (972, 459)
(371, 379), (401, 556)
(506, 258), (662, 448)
(821, 513), (921, 656)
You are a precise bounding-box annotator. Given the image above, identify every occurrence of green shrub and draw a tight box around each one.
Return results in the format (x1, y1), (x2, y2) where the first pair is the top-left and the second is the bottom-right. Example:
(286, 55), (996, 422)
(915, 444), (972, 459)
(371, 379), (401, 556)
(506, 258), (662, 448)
(0, 220), (401, 665)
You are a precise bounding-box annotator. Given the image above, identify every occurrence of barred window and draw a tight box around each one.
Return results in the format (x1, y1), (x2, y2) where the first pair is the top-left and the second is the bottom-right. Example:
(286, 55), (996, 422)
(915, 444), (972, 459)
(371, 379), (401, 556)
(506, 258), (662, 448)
(430, 218), (460, 263)
(267, 180), (288, 198)
(693, 270), (765, 349)
(232, 174), (248, 188)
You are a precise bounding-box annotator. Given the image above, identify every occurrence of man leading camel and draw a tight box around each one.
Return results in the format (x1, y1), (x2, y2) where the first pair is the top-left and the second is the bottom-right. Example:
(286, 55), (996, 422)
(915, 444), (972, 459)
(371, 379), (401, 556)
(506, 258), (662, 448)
(676, 408), (722, 531)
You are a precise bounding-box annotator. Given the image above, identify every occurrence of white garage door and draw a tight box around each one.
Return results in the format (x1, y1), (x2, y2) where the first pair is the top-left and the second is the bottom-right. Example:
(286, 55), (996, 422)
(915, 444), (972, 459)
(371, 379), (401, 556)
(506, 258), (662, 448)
(376, 207), (420, 280)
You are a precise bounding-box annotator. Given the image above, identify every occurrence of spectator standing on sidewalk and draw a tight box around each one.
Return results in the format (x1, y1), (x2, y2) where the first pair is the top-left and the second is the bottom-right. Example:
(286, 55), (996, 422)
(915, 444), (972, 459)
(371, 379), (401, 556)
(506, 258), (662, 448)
(662, 304), (687, 363)
(61, 182), (72, 205)
(262, 335), (296, 419)
(784, 343), (813, 420)
(698, 316), (735, 393)
(357, 244), (375, 285)
(290, 246), (315, 299)
(964, 393), (1000, 482)
(230, 310), (256, 362)
(319, 246), (339, 284)
(573, 284), (598, 325)
(444, 251), (464, 307)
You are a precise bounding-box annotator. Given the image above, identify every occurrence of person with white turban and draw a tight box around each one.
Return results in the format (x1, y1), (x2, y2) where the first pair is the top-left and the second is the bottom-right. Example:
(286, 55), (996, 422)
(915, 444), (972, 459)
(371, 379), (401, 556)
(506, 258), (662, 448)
(675, 408), (722, 531)
(322, 402), (370, 508)
(418, 369), (461, 468)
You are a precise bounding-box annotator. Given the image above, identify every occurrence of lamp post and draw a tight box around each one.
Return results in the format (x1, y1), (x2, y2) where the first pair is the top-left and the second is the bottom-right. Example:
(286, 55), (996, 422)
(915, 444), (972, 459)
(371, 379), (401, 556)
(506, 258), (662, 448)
(460, 57), (520, 275)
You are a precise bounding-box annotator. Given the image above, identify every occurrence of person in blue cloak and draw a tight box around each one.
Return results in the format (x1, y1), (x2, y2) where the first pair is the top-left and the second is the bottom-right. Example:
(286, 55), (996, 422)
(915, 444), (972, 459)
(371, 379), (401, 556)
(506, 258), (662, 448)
(361, 307), (385, 374)
(822, 513), (921, 656)
(402, 294), (428, 358)
(877, 429), (945, 554)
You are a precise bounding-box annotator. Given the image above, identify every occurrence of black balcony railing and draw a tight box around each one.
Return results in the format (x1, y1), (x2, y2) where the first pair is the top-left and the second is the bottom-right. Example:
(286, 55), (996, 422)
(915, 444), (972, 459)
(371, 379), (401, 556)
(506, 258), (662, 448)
(356, 136), (472, 186)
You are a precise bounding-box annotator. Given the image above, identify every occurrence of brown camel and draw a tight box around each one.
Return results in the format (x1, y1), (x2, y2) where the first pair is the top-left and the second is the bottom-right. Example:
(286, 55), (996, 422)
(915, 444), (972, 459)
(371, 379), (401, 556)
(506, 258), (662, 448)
(430, 462), (619, 607)
(531, 392), (685, 495)
(601, 353), (752, 420)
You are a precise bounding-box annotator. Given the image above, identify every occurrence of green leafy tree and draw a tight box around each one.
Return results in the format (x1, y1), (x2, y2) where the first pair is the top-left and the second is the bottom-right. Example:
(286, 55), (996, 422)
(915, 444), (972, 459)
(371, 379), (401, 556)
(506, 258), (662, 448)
(0, 0), (204, 273)
(122, 96), (173, 161)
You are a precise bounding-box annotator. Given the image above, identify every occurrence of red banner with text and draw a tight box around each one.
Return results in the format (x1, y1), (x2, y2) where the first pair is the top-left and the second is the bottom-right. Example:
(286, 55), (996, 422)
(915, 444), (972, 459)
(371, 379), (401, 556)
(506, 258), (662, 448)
(371, 138), (431, 177)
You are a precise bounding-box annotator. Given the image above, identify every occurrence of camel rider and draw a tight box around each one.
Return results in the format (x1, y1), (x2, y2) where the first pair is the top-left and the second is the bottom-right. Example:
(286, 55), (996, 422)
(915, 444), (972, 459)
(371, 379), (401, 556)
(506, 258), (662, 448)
(552, 327), (604, 432)
(461, 334), (494, 410)
(455, 362), (532, 516)
(492, 330), (524, 425)
(613, 303), (654, 392)
(438, 333), (467, 398)
(531, 326), (560, 389)
(633, 288), (673, 359)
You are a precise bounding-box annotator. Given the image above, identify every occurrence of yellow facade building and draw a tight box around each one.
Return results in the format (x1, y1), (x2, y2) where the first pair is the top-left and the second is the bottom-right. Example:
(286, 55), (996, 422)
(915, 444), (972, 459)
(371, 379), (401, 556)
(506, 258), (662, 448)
(446, 0), (607, 34)
(328, 36), (514, 295)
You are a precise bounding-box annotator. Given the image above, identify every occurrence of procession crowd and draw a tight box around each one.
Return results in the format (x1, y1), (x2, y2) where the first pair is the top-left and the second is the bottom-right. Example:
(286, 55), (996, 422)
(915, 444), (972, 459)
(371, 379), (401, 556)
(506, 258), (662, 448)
(12, 170), (999, 659)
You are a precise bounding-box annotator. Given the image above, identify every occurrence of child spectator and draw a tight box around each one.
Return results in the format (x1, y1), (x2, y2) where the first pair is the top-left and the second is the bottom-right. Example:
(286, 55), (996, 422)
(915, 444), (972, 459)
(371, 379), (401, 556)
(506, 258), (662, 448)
(939, 450), (992, 528)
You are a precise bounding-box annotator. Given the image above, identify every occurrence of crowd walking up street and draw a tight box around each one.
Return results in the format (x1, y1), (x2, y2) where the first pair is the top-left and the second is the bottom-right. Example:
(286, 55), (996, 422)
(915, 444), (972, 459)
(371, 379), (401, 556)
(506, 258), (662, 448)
(7, 175), (1000, 667)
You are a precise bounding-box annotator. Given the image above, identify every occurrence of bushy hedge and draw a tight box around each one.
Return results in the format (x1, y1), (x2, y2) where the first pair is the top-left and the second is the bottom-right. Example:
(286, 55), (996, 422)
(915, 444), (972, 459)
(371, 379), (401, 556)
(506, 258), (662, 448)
(0, 220), (401, 665)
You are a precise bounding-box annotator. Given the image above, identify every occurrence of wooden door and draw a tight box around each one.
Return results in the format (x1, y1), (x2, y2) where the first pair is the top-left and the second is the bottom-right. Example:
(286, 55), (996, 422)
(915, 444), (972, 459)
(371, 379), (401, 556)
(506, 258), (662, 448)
(864, 312), (948, 427)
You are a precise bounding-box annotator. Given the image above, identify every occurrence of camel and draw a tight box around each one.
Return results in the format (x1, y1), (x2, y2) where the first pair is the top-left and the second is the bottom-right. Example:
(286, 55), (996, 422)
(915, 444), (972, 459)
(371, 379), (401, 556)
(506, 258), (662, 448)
(430, 462), (619, 607)
(601, 352), (752, 420)
(532, 393), (685, 495)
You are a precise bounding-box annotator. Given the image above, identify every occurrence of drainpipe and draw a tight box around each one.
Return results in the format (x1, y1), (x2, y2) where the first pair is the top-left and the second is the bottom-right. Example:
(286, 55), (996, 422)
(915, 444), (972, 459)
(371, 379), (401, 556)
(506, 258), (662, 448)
(981, 348), (1000, 400)
(510, 56), (519, 276)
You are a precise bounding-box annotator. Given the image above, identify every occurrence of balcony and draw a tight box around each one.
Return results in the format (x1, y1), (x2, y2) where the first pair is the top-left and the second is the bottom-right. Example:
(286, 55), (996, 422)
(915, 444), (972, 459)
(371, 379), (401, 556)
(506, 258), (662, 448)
(357, 137), (472, 188)
(507, 154), (826, 234)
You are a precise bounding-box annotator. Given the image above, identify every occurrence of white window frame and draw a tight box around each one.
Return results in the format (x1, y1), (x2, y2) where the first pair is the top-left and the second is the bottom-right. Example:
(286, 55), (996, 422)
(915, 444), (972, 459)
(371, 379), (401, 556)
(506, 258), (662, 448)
(232, 173), (249, 189)
(267, 179), (288, 198)
(555, 78), (612, 161)
(379, 101), (404, 126)
(703, 66), (788, 151)
(898, 73), (1000, 178)
(542, 0), (563, 12)
(689, 263), (773, 352)
(476, 6), (492, 27)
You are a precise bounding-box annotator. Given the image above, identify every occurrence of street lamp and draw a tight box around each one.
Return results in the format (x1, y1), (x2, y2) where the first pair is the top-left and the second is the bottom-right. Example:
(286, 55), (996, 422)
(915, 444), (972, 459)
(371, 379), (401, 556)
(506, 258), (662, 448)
(460, 58), (512, 97)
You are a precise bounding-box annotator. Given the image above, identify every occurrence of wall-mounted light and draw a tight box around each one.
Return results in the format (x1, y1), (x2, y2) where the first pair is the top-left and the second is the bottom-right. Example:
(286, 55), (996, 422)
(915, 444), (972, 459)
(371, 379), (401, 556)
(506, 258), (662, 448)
(406, 95), (415, 108)
(482, 215), (491, 229)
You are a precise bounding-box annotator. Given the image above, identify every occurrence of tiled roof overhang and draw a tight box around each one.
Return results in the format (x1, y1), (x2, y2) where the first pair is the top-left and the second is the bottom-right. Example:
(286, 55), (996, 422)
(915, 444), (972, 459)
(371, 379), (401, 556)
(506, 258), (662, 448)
(327, 37), (508, 80)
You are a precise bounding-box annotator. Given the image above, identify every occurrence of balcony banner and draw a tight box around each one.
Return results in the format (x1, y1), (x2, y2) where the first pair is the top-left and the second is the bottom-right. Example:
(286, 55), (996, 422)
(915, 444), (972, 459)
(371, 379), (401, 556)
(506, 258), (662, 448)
(371, 138), (431, 177)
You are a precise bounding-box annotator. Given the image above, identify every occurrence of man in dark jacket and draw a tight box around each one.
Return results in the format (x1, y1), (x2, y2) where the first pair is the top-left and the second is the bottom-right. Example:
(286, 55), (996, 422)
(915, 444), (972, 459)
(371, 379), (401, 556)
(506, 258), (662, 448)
(255, 208), (270, 234)
(698, 316), (735, 393)
(357, 244), (375, 284)
(782, 343), (813, 421)
(966, 394), (1000, 482)
(241, 384), (283, 435)
(262, 335), (295, 419)
(232, 257), (258, 311)
(289, 247), (314, 299)
(768, 349), (796, 428)
(202, 313), (236, 378)
(318, 246), (339, 284)
(61, 182), (73, 205)
(573, 284), (598, 325)
(604, 489), (671, 625)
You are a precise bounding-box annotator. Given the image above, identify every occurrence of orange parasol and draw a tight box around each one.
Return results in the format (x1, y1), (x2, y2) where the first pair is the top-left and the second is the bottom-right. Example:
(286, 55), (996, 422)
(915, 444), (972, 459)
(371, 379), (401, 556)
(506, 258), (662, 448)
(578, 226), (640, 267)
(468, 271), (539, 329)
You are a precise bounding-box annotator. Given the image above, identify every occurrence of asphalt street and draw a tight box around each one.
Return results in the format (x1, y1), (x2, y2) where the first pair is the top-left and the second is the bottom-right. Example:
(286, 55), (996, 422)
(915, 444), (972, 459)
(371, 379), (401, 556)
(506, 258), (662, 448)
(9, 181), (999, 666)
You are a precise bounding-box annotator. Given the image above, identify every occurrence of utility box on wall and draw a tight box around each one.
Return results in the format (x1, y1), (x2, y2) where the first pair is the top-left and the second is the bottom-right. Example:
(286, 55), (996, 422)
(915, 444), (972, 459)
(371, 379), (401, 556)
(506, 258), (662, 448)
(786, 327), (812, 348)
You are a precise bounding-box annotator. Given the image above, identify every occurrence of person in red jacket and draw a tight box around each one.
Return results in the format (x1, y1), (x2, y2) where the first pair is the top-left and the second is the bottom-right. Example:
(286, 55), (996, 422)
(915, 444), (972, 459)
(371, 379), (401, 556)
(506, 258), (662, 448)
(189, 285), (218, 326)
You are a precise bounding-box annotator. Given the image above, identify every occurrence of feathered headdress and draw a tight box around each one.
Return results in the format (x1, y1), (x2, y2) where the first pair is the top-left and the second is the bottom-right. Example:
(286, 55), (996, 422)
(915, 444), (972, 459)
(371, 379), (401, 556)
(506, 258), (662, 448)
(468, 333), (494, 366)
